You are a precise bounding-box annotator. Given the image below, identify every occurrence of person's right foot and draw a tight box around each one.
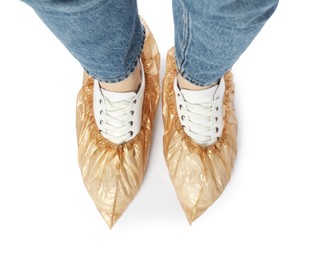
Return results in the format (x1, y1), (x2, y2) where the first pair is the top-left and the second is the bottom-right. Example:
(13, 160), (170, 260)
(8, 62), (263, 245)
(93, 59), (145, 144)
(76, 18), (160, 228)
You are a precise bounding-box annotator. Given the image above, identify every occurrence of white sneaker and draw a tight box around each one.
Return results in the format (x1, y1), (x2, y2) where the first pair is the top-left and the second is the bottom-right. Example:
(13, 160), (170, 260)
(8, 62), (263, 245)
(174, 77), (225, 147)
(93, 59), (145, 144)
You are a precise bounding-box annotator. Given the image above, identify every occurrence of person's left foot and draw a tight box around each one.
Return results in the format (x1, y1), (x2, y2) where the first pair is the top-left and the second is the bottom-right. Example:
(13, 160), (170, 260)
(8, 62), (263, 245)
(174, 77), (225, 147)
(162, 47), (238, 224)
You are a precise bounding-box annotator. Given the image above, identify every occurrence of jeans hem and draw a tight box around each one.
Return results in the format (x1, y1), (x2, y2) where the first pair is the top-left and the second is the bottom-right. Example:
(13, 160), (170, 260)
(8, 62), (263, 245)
(85, 23), (146, 84)
(175, 58), (224, 87)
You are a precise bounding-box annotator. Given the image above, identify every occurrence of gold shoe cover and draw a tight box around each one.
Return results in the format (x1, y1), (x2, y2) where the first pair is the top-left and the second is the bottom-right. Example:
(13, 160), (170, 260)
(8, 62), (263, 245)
(162, 48), (238, 224)
(75, 18), (160, 228)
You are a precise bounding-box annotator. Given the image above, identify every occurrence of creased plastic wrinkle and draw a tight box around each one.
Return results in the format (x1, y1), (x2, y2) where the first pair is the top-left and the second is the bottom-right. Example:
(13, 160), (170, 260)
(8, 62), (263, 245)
(162, 48), (238, 224)
(75, 18), (160, 229)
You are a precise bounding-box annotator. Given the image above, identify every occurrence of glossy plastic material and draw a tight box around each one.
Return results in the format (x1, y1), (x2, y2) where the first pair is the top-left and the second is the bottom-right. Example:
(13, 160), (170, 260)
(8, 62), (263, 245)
(76, 18), (160, 228)
(162, 48), (238, 224)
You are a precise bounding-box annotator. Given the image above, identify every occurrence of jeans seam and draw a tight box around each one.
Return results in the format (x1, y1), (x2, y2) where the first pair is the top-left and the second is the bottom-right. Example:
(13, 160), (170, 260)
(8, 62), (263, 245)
(85, 23), (146, 83)
(176, 7), (212, 86)
(176, 8), (221, 86)
(177, 5), (190, 70)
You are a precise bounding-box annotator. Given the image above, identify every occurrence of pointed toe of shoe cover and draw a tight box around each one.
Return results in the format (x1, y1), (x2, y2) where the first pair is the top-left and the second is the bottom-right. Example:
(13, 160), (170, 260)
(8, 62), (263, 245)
(162, 48), (238, 224)
(75, 19), (160, 228)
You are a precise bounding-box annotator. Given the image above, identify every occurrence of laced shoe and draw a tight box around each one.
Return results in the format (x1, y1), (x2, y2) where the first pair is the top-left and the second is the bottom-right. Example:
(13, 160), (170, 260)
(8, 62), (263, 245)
(76, 18), (161, 228)
(173, 77), (225, 147)
(93, 60), (145, 144)
(162, 47), (238, 224)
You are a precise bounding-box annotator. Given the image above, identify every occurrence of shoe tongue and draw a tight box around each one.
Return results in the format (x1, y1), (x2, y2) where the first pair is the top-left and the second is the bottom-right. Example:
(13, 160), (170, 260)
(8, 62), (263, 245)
(100, 87), (136, 102)
(180, 84), (218, 103)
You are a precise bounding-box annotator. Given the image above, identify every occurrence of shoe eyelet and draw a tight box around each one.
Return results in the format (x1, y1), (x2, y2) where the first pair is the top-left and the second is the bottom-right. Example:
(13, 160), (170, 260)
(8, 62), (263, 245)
(215, 117), (218, 122)
(99, 129), (103, 133)
(132, 99), (137, 104)
(99, 99), (103, 104)
(129, 121), (133, 126)
(181, 115), (186, 121)
(99, 120), (104, 125)
(177, 93), (180, 97)
(130, 110), (134, 115)
(179, 104), (183, 110)
(129, 131), (134, 137)
(100, 110), (104, 115)
(215, 96), (220, 100)
(215, 127), (219, 133)
(215, 107), (219, 111)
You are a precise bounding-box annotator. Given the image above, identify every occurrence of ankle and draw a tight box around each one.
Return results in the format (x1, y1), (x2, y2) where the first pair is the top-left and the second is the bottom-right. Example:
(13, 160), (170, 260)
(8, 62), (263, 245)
(177, 74), (217, 90)
(100, 62), (141, 92)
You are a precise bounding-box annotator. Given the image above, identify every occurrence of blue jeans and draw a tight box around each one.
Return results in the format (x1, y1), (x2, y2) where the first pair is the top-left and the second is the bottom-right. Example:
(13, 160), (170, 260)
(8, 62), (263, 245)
(21, 0), (278, 86)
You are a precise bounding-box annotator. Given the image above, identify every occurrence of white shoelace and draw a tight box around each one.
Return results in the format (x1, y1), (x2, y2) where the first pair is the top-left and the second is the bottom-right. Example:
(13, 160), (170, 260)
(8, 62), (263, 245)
(99, 95), (136, 143)
(180, 98), (220, 143)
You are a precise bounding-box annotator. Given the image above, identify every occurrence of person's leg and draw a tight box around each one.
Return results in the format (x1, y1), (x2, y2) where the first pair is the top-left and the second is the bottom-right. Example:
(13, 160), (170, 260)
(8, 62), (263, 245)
(20, 0), (145, 92)
(172, 0), (279, 89)
(163, 0), (279, 223)
(20, 1), (161, 228)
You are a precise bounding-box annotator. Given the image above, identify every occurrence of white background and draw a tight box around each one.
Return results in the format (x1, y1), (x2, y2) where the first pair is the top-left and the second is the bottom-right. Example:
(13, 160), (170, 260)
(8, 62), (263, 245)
(0, 1), (313, 259)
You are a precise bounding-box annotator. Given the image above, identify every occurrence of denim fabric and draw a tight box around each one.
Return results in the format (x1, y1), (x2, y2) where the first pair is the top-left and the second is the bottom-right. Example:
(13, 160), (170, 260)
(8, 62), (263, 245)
(173, 0), (279, 85)
(22, 0), (145, 83)
(21, 0), (278, 86)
